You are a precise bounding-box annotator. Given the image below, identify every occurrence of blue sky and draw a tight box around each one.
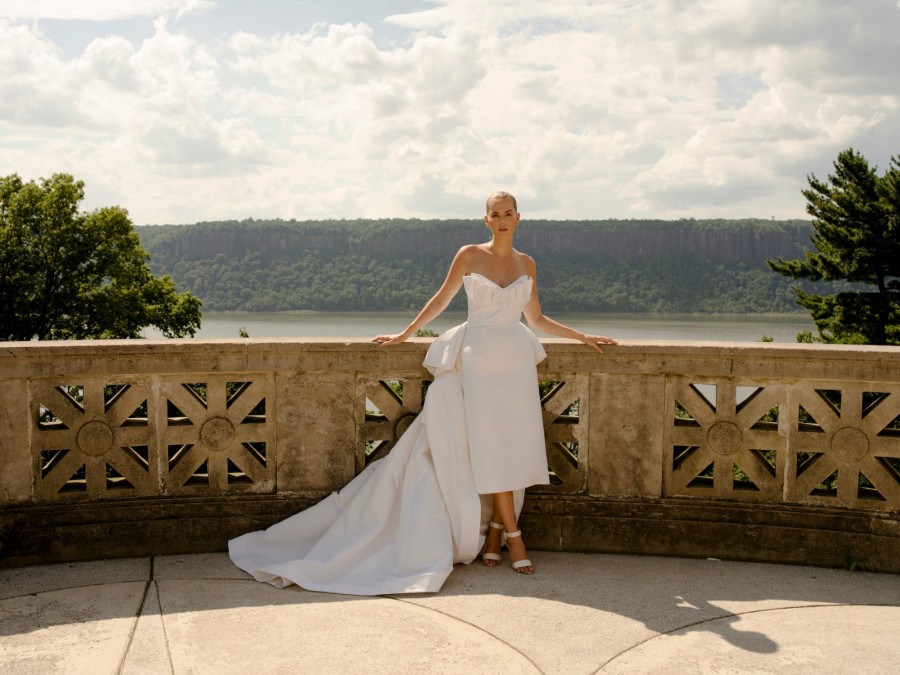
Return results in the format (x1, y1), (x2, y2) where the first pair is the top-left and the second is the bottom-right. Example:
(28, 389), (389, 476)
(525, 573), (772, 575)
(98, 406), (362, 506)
(1, 0), (899, 224)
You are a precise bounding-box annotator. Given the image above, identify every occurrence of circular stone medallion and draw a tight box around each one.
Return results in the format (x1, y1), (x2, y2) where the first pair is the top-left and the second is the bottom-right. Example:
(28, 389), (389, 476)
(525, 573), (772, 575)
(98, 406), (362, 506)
(201, 417), (235, 451)
(831, 427), (869, 463)
(77, 421), (114, 456)
(707, 420), (742, 455)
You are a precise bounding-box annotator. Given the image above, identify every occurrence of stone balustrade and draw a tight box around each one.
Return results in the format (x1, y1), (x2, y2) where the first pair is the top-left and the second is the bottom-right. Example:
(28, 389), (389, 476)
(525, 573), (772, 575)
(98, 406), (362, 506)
(1, 338), (898, 571)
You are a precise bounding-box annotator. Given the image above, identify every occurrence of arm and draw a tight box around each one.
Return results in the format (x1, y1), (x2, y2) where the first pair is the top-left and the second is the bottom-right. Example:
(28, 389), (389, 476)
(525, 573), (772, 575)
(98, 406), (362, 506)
(372, 246), (473, 346)
(521, 257), (617, 353)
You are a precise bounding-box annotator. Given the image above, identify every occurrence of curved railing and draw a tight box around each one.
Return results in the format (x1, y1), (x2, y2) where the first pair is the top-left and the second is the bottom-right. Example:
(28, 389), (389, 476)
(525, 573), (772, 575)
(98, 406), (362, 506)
(1, 338), (898, 571)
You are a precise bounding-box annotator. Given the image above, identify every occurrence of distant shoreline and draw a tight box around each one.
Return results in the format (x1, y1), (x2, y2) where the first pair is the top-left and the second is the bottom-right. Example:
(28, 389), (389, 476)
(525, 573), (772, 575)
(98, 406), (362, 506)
(144, 311), (815, 342)
(200, 309), (809, 318)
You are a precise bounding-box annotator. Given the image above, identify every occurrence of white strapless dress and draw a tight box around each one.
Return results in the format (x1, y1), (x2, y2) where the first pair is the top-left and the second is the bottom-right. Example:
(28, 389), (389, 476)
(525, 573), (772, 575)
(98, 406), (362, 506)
(229, 273), (549, 595)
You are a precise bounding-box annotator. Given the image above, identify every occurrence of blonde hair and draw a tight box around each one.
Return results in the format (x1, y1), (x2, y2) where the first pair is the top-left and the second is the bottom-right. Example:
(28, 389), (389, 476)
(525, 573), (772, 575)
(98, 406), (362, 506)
(485, 191), (517, 213)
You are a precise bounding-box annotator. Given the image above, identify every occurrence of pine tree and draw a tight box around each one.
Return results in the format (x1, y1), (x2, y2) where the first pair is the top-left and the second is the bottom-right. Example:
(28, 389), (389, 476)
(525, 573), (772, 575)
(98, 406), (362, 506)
(768, 148), (900, 344)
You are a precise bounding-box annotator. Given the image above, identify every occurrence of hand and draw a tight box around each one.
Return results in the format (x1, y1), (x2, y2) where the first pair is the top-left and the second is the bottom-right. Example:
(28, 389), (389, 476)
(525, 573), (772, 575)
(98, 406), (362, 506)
(372, 333), (408, 347)
(579, 333), (618, 353)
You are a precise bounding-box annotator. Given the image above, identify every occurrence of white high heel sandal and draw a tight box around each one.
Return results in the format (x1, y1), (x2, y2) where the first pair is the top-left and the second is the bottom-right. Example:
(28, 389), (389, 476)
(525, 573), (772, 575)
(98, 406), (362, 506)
(505, 529), (534, 574)
(482, 521), (504, 566)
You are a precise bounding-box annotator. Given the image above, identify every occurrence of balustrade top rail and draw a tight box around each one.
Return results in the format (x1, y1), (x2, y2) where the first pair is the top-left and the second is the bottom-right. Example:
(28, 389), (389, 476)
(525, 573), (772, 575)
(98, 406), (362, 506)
(4, 336), (900, 375)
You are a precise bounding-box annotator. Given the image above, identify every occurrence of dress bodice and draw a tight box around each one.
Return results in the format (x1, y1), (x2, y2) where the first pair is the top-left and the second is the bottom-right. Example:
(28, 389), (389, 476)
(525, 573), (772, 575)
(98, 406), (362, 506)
(463, 273), (532, 327)
(423, 272), (545, 377)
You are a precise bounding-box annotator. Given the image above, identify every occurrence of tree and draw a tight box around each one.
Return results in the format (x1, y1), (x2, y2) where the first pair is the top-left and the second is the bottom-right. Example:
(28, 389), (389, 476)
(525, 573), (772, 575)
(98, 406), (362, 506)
(0, 173), (201, 340)
(768, 148), (900, 345)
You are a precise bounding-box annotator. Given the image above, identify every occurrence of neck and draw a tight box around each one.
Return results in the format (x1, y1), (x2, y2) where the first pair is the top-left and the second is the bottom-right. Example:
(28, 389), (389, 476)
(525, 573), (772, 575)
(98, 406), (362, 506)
(486, 238), (515, 256)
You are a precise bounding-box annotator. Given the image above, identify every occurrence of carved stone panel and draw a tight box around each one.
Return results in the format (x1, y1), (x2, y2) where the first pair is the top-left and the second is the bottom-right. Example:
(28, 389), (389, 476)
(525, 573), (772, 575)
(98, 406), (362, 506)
(664, 377), (785, 501)
(786, 382), (900, 509)
(31, 380), (156, 500)
(160, 375), (275, 494)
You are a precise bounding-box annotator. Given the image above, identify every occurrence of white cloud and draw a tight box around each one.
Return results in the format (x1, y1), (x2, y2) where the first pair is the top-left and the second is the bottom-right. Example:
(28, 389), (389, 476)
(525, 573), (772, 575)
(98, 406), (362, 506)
(0, 0), (213, 21)
(0, 23), (92, 127)
(1, 0), (898, 223)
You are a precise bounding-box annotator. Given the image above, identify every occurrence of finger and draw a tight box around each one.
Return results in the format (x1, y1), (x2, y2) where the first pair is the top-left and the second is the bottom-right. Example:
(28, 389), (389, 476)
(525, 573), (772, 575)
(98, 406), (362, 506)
(582, 338), (603, 353)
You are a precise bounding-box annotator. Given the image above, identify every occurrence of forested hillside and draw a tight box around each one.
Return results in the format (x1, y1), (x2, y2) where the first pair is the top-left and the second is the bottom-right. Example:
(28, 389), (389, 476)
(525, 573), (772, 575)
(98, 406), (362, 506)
(138, 218), (818, 313)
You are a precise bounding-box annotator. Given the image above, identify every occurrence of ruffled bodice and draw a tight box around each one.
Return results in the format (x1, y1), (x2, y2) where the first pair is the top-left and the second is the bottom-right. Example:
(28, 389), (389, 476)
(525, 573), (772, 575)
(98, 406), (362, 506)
(464, 273), (532, 327)
(424, 273), (546, 376)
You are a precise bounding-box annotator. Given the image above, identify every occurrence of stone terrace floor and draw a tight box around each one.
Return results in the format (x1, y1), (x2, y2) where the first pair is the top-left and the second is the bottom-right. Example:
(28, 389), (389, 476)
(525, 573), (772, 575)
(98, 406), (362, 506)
(0, 551), (898, 674)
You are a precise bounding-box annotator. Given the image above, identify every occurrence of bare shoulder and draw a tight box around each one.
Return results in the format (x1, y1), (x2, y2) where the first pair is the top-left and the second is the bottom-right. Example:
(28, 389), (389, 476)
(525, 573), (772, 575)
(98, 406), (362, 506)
(457, 243), (490, 264)
(458, 244), (487, 256)
(518, 252), (538, 276)
(448, 244), (482, 276)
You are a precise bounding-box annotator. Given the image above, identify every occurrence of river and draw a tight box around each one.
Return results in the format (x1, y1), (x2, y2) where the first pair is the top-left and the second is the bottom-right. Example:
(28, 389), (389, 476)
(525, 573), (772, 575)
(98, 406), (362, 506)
(144, 311), (815, 342)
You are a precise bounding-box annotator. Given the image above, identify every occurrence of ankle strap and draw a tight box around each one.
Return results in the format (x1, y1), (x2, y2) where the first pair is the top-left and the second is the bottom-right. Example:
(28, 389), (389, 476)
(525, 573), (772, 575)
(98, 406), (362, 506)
(505, 529), (522, 538)
(488, 521), (504, 530)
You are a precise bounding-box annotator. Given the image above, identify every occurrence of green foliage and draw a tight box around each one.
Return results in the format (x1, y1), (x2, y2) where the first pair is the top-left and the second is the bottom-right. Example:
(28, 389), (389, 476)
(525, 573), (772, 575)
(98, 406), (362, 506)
(139, 217), (821, 315)
(760, 335), (774, 342)
(0, 173), (201, 340)
(768, 148), (900, 345)
(414, 328), (439, 337)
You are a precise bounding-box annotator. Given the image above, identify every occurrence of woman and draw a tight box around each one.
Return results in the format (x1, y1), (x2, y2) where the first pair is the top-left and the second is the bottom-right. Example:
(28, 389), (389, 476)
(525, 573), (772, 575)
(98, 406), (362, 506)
(229, 192), (616, 593)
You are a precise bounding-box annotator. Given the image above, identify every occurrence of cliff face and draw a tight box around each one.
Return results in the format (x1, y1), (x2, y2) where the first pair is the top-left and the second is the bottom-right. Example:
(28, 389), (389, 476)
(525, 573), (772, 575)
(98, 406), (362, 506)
(142, 219), (810, 265)
(536, 228), (806, 262)
(137, 219), (814, 314)
(359, 228), (806, 263)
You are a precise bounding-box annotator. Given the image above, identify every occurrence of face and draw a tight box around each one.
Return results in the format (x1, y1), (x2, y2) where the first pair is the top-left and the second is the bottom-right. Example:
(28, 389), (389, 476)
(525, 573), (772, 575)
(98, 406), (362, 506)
(484, 196), (520, 237)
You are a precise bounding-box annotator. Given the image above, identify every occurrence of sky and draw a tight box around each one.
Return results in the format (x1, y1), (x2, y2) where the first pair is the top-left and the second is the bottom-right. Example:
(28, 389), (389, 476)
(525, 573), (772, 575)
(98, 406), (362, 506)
(1, 0), (898, 225)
